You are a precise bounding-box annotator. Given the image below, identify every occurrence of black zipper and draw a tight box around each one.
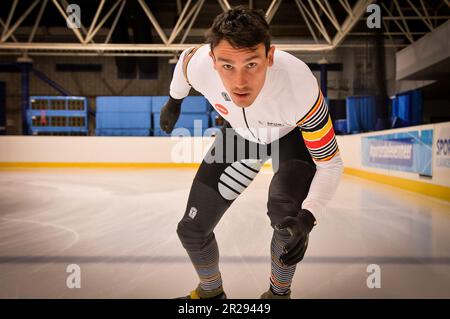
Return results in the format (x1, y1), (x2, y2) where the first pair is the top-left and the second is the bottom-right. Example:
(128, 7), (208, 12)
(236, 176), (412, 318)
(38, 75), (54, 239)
(242, 108), (262, 143)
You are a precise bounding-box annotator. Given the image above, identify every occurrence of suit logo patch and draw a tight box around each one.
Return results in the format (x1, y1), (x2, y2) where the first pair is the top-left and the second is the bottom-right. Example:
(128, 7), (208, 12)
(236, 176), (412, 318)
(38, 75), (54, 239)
(266, 122), (284, 127)
(215, 103), (229, 115)
(221, 92), (231, 101)
(189, 207), (198, 219)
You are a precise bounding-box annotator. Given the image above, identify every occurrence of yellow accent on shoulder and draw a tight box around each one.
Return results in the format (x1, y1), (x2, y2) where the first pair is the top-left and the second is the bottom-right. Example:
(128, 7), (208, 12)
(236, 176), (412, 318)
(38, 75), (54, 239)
(182, 46), (201, 85)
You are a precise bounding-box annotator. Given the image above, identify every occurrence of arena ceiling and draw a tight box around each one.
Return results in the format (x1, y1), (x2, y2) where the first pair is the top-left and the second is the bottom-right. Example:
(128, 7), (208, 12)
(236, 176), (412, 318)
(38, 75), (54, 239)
(0, 0), (449, 56)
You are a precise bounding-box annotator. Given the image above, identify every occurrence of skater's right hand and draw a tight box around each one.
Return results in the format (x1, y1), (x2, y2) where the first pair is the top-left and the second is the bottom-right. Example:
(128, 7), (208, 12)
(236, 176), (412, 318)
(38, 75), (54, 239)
(160, 96), (183, 134)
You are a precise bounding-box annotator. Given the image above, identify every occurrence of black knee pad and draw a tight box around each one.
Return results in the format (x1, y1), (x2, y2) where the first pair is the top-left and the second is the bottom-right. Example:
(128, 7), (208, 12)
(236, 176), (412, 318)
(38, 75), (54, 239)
(267, 160), (315, 227)
(176, 219), (211, 251)
(177, 179), (230, 251)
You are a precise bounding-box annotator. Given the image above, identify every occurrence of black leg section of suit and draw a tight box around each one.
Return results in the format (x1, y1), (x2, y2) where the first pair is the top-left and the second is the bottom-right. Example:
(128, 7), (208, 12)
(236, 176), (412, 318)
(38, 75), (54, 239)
(177, 122), (269, 252)
(268, 129), (316, 267)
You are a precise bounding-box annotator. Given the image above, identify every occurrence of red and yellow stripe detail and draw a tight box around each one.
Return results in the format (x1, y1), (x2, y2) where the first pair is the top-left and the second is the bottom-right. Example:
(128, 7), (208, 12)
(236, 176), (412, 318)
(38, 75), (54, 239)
(297, 90), (339, 162)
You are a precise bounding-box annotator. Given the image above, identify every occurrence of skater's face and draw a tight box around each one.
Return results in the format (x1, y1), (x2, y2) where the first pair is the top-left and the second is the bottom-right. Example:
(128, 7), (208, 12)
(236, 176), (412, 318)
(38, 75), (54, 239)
(210, 40), (274, 108)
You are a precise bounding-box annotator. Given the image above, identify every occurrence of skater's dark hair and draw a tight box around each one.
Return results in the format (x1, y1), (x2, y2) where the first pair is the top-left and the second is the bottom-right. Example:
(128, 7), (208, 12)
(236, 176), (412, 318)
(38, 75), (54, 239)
(206, 6), (271, 55)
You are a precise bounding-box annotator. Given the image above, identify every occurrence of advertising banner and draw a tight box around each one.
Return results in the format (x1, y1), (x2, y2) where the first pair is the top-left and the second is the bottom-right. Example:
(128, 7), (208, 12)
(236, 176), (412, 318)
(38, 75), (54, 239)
(362, 130), (433, 176)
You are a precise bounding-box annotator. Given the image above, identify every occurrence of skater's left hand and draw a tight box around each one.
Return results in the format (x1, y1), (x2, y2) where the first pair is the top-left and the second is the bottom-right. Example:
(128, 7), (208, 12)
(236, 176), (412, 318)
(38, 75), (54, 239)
(160, 96), (183, 134)
(275, 209), (316, 266)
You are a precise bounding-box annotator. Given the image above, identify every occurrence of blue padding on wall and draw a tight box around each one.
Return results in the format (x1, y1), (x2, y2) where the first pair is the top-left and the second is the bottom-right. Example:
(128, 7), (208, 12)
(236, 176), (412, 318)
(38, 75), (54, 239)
(153, 113), (209, 130)
(181, 96), (208, 113)
(391, 90), (422, 126)
(95, 96), (152, 134)
(152, 96), (208, 113)
(96, 96), (152, 113)
(334, 119), (347, 134)
(96, 112), (151, 129)
(178, 114), (209, 128)
(392, 94), (409, 120)
(346, 96), (377, 133)
(96, 129), (150, 136)
(154, 128), (208, 137)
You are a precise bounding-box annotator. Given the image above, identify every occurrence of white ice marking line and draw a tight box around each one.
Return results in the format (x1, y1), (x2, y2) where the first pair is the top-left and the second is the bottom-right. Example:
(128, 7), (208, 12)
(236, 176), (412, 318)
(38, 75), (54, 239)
(0, 217), (80, 251)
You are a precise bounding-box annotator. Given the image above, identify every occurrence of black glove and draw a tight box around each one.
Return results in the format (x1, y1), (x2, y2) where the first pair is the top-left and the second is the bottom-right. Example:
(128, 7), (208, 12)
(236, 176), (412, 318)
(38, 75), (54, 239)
(160, 96), (183, 134)
(275, 209), (316, 266)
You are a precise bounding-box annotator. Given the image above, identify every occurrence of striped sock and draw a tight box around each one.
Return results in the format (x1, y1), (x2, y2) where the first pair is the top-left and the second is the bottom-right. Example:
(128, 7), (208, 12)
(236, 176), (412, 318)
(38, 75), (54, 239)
(270, 230), (297, 295)
(186, 236), (223, 292)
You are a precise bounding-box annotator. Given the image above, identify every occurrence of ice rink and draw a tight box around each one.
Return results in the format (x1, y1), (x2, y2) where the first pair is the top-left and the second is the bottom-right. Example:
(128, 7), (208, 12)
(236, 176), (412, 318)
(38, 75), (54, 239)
(0, 167), (449, 299)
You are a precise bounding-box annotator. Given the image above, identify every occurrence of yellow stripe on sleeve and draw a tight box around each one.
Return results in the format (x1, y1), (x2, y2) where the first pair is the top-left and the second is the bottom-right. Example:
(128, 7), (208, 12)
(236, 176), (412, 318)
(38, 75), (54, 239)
(301, 116), (333, 141)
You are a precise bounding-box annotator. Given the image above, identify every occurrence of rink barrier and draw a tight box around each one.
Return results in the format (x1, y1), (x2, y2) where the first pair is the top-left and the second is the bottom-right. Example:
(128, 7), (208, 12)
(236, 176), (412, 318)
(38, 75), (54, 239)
(0, 162), (273, 169)
(344, 167), (450, 202)
(1, 122), (449, 202)
(1, 161), (447, 201)
(0, 162), (201, 169)
(338, 121), (450, 202)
